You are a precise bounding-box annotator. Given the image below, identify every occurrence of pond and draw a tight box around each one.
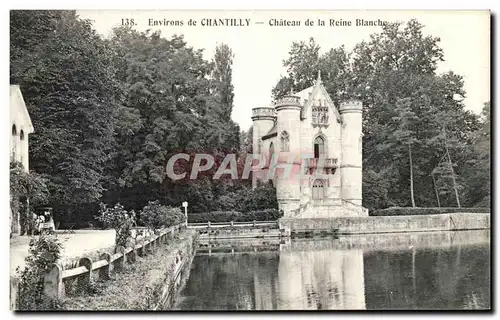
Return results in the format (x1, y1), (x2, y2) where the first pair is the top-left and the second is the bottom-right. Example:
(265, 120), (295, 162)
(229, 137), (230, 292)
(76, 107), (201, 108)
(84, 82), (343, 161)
(173, 230), (490, 310)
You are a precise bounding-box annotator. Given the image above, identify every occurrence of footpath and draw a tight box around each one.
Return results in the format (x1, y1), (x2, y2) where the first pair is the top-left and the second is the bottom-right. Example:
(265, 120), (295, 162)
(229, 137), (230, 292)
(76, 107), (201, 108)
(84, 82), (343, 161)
(10, 230), (116, 274)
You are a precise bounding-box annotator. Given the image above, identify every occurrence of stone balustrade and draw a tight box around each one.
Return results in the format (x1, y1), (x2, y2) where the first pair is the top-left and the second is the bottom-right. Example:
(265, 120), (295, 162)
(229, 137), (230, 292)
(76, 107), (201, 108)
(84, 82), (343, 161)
(306, 158), (338, 168)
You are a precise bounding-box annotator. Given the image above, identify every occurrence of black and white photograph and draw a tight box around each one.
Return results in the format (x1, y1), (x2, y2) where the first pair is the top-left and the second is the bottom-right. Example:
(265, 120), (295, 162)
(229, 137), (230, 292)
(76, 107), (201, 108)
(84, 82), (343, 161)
(8, 8), (491, 312)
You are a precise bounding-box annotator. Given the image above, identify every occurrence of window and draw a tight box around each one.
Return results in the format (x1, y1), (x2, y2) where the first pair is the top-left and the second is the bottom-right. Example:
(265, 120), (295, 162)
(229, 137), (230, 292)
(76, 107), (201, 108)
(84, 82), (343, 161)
(312, 179), (326, 199)
(11, 124), (17, 161)
(269, 142), (275, 164)
(314, 136), (325, 159)
(280, 131), (290, 152)
(312, 104), (329, 125)
(19, 130), (25, 164)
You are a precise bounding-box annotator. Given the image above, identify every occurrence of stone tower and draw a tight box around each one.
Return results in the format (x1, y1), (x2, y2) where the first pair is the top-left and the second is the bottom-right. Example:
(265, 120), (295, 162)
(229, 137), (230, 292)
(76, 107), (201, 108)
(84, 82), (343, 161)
(339, 101), (363, 209)
(251, 107), (275, 188)
(274, 93), (302, 214)
(251, 70), (367, 221)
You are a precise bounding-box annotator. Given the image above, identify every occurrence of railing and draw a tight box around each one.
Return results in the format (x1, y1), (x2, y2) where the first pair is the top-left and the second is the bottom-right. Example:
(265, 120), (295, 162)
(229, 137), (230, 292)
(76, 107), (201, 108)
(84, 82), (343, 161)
(251, 107), (276, 118)
(9, 223), (187, 308)
(306, 158), (338, 168)
(188, 221), (277, 229)
(342, 199), (369, 216)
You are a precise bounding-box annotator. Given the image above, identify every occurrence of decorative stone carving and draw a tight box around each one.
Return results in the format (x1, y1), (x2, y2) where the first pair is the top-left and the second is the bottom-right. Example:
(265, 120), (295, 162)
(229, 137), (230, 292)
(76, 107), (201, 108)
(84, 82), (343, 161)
(251, 107), (276, 119)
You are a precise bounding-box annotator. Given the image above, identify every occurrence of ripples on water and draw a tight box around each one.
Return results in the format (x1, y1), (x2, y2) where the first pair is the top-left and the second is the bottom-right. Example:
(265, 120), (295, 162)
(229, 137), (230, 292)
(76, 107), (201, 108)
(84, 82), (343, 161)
(173, 230), (490, 311)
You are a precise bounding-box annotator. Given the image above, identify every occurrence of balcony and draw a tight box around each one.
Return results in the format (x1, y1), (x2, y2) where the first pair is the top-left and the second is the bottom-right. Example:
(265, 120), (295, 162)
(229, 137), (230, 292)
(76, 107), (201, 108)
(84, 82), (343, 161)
(306, 158), (338, 169)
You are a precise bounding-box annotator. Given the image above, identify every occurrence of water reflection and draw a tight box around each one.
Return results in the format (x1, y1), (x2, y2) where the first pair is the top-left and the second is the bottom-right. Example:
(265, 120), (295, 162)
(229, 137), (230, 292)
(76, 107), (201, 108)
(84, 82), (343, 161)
(278, 247), (365, 309)
(174, 230), (490, 310)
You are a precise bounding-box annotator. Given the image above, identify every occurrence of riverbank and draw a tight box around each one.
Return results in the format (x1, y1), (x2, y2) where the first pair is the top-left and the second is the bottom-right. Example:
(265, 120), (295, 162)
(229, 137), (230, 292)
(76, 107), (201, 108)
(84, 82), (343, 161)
(60, 229), (196, 311)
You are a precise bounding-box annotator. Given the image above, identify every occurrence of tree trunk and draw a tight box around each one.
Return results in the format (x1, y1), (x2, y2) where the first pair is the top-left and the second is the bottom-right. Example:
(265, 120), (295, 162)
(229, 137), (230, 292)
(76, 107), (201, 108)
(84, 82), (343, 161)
(409, 144), (416, 207)
(431, 173), (441, 207)
(443, 126), (461, 208)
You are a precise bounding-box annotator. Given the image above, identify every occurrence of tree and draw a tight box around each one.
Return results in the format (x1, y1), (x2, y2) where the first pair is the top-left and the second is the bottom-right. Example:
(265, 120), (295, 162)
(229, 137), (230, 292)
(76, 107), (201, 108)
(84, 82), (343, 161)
(461, 102), (490, 206)
(103, 28), (244, 214)
(272, 38), (352, 105)
(212, 43), (235, 121)
(10, 11), (124, 225)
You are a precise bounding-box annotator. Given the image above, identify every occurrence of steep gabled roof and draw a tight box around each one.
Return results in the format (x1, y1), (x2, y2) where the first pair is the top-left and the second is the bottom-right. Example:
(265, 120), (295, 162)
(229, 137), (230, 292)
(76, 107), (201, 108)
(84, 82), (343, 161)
(299, 71), (341, 122)
(10, 85), (34, 133)
(262, 119), (277, 140)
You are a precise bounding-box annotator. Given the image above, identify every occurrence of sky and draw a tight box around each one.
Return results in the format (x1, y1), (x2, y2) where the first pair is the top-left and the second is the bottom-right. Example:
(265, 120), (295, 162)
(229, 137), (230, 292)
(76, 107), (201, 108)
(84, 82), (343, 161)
(77, 10), (490, 131)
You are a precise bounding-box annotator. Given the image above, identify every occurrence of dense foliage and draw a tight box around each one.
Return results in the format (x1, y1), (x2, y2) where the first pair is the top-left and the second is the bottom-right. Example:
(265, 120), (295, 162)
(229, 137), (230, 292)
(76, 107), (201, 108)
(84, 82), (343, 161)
(273, 20), (490, 211)
(139, 200), (185, 232)
(10, 162), (50, 235)
(16, 235), (63, 310)
(10, 11), (249, 225)
(11, 11), (123, 226)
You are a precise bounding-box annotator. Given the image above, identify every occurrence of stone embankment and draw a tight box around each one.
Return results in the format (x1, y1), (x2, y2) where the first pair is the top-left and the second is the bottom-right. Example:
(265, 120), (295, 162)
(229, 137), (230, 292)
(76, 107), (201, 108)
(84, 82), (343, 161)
(279, 212), (490, 236)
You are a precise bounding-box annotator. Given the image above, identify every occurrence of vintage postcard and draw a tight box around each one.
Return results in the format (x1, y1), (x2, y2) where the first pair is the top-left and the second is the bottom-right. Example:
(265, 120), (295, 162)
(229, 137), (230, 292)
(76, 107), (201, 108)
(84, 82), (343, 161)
(9, 9), (490, 311)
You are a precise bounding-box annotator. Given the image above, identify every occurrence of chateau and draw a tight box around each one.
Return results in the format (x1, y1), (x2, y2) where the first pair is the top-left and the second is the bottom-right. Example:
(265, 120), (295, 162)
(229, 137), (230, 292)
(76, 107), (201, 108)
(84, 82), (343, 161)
(251, 72), (367, 218)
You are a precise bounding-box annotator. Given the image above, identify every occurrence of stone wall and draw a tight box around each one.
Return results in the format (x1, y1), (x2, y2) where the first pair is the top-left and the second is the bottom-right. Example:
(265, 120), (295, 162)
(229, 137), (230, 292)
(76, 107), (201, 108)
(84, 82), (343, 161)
(279, 212), (490, 235)
(197, 226), (280, 240)
(280, 229), (490, 252)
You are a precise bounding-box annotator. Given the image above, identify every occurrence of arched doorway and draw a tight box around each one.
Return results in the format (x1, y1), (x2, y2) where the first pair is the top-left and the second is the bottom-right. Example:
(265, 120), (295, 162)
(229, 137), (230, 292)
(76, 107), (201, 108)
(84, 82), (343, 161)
(312, 179), (326, 199)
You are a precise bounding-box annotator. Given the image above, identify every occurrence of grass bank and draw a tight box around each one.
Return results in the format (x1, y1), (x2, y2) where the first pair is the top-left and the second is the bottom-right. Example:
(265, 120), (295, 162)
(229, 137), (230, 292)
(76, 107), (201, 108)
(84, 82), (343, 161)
(60, 229), (196, 311)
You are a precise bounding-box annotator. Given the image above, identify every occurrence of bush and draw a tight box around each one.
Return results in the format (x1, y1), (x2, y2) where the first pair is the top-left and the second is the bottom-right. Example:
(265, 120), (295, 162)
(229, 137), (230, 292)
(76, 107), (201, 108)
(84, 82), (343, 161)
(16, 235), (63, 310)
(212, 182), (278, 213)
(139, 200), (185, 232)
(96, 203), (136, 247)
(187, 209), (282, 223)
(10, 162), (50, 235)
(370, 207), (491, 216)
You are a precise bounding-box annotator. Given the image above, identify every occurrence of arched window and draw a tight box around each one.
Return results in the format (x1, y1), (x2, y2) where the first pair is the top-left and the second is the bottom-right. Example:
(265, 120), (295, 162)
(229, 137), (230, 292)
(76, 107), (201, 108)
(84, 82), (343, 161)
(11, 124), (17, 161)
(280, 131), (290, 152)
(314, 136), (325, 159)
(312, 179), (326, 200)
(268, 142), (275, 167)
(19, 130), (25, 165)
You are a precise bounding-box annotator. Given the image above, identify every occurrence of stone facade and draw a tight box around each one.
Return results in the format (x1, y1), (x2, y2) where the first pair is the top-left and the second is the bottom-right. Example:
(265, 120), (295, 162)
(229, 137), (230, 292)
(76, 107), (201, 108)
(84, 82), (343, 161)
(251, 72), (367, 218)
(10, 85), (34, 236)
(10, 85), (34, 172)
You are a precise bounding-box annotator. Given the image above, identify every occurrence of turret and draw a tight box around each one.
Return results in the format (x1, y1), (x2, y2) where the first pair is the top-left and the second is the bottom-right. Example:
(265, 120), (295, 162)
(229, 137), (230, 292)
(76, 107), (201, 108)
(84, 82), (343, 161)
(275, 93), (302, 215)
(251, 107), (276, 187)
(339, 100), (363, 212)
